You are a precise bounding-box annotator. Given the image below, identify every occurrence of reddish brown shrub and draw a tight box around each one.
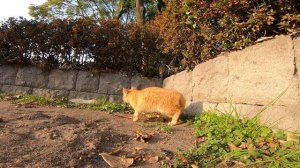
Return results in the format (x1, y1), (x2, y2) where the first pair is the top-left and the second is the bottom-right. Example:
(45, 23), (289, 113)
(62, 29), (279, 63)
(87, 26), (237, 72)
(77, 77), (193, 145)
(154, 0), (300, 69)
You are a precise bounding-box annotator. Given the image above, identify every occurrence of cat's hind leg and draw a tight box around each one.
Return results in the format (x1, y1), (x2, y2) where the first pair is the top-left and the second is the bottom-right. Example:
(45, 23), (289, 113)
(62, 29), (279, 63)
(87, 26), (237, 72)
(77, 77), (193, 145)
(168, 110), (182, 126)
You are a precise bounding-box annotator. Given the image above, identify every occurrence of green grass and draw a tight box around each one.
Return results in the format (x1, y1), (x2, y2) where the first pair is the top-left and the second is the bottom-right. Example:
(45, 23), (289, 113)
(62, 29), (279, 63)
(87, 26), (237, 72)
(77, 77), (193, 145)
(156, 123), (173, 134)
(0, 92), (131, 113)
(174, 111), (300, 168)
(142, 122), (173, 134)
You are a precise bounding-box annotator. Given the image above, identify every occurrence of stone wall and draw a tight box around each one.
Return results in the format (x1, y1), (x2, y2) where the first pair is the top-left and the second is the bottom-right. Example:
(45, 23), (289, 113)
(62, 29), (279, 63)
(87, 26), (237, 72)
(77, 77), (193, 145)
(0, 66), (161, 102)
(163, 35), (300, 132)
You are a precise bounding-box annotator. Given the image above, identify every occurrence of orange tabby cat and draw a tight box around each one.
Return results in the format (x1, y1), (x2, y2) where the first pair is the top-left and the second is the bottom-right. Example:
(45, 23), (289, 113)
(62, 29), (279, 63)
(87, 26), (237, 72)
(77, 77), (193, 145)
(122, 87), (186, 125)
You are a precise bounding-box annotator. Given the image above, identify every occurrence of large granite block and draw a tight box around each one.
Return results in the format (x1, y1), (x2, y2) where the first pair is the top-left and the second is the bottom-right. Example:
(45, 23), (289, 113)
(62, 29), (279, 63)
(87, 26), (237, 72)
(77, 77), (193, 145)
(99, 73), (131, 94)
(69, 91), (105, 100)
(48, 69), (77, 90)
(76, 71), (99, 92)
(131, 76), (162, 89)
(15, 66), (49, 88)
(32, 88), (69, 99)
(0, 65), (18, 85)
(1, 85), (32, 94)
(192, 54), (229, 103)
(228, 36), (298, 105)
(163, 70), (193, 101)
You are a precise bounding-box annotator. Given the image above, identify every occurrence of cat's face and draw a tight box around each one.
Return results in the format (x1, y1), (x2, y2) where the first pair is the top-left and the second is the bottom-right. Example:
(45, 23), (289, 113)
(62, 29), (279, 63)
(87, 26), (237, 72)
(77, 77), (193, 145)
(122, 88), (129, 103)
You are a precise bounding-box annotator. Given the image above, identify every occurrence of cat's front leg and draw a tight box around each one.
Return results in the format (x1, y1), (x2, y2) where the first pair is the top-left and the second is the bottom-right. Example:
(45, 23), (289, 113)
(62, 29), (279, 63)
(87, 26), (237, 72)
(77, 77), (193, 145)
(132, 110), (140, 122)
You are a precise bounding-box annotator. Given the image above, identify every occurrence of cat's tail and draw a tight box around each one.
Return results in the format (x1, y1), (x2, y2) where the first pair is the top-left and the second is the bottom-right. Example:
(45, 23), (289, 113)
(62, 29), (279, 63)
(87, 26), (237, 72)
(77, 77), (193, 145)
(179, 95), (186, 111)
(169, 95), (186, 126)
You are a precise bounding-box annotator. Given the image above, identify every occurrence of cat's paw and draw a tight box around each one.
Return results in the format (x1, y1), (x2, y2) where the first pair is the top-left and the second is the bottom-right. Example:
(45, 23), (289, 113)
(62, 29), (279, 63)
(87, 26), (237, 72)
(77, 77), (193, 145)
(133, 117), (139, 122)
(168, 122), (177, 126)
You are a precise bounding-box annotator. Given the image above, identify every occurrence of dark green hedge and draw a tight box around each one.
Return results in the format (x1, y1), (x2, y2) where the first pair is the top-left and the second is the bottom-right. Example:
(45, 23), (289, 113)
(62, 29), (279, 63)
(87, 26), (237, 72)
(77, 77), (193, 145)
(0, 18), (170, 77)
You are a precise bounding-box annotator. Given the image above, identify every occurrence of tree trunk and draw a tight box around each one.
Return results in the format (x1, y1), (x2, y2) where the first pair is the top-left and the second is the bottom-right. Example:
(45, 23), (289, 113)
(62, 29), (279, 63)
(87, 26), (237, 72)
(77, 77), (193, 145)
(135, 0), (145, 24)
(157, 0), (166, 13)
(116, 0), (126, 19)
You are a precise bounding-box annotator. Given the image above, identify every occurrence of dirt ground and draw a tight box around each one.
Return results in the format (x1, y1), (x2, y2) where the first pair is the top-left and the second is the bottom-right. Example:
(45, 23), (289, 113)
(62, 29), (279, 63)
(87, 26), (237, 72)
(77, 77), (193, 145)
(0, 101), (196, 168)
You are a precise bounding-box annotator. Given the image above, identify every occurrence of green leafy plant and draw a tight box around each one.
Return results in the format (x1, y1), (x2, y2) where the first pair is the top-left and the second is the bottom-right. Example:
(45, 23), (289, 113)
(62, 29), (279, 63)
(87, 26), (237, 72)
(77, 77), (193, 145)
(176, 111), (300, 168)
(85, 97), (129, 113)
(142, 122), (173, 134)
(156, 123), (173, 134)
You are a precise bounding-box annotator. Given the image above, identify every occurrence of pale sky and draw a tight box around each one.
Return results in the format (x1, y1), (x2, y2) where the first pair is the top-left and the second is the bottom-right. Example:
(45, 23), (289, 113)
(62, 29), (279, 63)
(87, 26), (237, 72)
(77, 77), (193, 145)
(0, 0), (45, 20)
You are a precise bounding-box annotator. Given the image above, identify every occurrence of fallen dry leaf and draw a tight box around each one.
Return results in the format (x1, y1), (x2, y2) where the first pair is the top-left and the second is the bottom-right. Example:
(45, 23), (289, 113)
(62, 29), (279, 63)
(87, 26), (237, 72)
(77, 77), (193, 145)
(85, 141), (96, 150)
(233, 161), (246, 167)
(262, 150), (271, 156)
(134, 131), (155, 143)
(175, 153), (189, 164)
(216, 161), (228, 168)
(191, 164), (199, 168)
(196, 136), (206, 147)
(287, 133), (300, 143)
(239, 142), (248, 149)
(165, 156), (172, 160)
(161, 149), (174, 160)
(197, 136), (206, 143)
(257, 141), (267, 147)
(109, 148), (123, 155)
(24, 103), (38, 108)
(143, 155), (159, 164)
(100, 153), (134, 168)
(256, 36), (273, 43)
(15, 159), (22, 167)
(228, 142), (237, 151)
(159, 140), (168, 144)
(247, 143), (256, 150)
(4, 95), (19, 101)
(15, 104), (22, 108)
(267, 142), (278, 149)
(126, 153), (144, 160)
(278, 140), (287, 144)
(134, 147), (144, 151)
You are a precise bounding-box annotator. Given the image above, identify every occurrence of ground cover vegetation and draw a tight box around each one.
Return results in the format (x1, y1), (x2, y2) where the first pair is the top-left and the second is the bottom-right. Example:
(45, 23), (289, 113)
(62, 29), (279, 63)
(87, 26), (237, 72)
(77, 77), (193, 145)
(171, 112), (300, 168)
(0, 92), (130, 113)
(0, 0), (299, 76)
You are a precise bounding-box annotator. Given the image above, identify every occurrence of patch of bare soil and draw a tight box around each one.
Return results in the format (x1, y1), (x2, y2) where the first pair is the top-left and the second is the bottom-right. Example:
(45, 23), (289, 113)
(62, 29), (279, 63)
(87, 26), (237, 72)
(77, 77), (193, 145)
(0, 101), (195, 168)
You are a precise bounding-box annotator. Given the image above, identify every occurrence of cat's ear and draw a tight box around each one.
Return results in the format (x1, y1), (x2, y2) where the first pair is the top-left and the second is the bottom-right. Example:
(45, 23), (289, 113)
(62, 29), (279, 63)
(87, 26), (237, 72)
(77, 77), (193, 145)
(123, 88), (129, 94)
